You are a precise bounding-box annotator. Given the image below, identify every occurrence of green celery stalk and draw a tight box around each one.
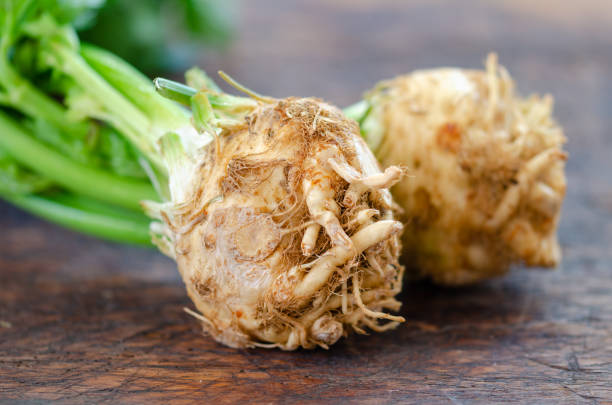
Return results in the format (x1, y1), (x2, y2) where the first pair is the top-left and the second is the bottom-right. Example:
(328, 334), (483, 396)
(49, 42), (165, 171)
(80, 43), (190, 133)
(0, 111), (158, 210)
(6, 192), (152, 245)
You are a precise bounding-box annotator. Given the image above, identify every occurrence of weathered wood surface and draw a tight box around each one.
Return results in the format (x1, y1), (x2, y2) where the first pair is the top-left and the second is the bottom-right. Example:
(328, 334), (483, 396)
(1, 1), (611, 403)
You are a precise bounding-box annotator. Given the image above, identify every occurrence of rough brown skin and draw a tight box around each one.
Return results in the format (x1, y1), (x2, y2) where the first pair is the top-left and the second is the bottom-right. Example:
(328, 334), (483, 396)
(158, 97), (405, 349)
(366, 55), (567, 285)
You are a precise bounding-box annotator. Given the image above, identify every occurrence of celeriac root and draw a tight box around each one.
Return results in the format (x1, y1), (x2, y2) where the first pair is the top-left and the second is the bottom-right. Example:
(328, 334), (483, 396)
(363, 54), (567, 285)
(148, 90), (405, 349)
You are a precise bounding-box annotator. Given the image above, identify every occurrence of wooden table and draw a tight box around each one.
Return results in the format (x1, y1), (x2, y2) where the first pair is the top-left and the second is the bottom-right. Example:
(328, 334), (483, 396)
(1, 1), (611, 403)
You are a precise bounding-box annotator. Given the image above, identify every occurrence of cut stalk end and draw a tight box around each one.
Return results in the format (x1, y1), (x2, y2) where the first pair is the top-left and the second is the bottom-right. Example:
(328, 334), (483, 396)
(154, 78), (197, 106)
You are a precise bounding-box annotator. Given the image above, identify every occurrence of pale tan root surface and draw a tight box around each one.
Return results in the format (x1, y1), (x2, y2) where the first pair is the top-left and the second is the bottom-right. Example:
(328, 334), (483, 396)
(369, 54), (567, 285)
(155, 97), (405, 349)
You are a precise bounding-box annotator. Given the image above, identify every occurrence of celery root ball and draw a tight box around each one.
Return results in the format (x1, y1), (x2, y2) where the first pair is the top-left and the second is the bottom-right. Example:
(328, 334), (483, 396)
(359, 55), (567, 285)
(149, 95), (405, 350)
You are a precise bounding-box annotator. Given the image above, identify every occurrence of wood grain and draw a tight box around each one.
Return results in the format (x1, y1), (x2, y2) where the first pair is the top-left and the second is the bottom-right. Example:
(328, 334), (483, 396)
(1, 1), (611, 403)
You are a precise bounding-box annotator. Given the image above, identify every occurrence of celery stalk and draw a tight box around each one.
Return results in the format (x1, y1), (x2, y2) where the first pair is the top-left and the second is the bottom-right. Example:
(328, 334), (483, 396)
(0, 111), (157, 210)
(6, 193), (152, 245)
(80, 44), (190, 132)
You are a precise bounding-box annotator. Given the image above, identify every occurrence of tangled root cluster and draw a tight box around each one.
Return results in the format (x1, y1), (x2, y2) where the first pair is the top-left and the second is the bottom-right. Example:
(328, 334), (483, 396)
(159, 97), (405, 349)
(368, 54), (567, 285)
